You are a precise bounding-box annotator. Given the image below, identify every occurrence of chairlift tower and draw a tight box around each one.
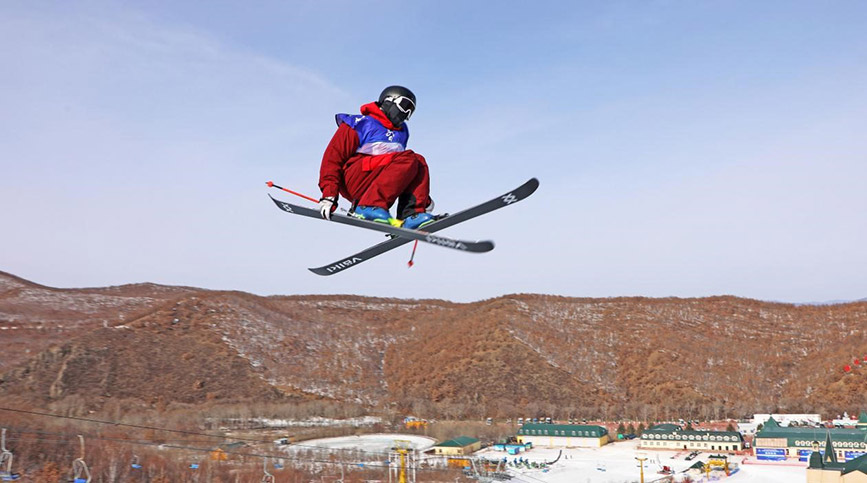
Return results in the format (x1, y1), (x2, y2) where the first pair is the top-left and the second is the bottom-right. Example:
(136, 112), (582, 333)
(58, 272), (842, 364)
(261, 456), (275, 483)
(389, 440), (417, 483)
(0, 429), (20, 481)
(635, 454), (648, 483)
(70, 435), (91, 483)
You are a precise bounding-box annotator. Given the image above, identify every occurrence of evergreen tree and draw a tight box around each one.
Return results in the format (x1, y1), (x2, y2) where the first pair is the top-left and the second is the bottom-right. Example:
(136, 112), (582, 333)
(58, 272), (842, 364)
(638, 423), (646, 435)
(617, 422), (626, 435)
(627, 423), (636, 435)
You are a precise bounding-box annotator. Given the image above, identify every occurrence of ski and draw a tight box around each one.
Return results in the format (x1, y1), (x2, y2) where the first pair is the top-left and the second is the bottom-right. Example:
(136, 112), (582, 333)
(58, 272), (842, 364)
(308, 178), (539, 276)
(269, 195), (495, 253)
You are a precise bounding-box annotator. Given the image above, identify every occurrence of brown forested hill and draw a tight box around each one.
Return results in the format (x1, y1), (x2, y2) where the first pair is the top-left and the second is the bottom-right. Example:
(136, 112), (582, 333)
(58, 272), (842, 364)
(0, 271), (200, 372)
(1, 271), (865, 419)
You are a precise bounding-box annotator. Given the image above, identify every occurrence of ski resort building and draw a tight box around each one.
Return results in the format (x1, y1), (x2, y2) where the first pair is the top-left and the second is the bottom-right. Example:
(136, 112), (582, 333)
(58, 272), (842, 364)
(638, 424), (744, 452)
(755, 413), (822, 427)
(807, 432), (867, 482)
(739, 413), (822, 434)
(515, 423), (609, 448)
(753, 417), (867, 463)
(432, 436), (481, 456)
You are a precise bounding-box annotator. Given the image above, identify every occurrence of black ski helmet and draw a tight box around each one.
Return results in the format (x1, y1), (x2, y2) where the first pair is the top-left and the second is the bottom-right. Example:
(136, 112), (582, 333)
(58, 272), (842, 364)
(378, 85), (416, 126)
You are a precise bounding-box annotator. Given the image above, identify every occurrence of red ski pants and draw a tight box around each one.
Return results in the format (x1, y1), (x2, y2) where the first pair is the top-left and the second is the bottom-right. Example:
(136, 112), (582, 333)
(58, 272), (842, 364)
(342, 150), (431, 218)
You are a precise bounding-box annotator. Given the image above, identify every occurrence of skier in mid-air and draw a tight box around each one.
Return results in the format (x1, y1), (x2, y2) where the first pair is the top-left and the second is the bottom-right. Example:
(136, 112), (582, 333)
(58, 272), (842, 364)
(266, 84), (537, 273)
(317, 85), (437, 229)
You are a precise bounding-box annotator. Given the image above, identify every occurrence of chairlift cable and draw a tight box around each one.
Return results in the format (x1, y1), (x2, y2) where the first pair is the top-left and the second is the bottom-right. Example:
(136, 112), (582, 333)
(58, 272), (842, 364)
(0, 425), (454, 474)
(0, 406), (405, 457)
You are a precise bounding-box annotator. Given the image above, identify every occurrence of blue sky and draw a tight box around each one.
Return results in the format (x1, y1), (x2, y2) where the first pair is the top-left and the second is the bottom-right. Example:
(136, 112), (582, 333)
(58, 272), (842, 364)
(2, 1), (865, 302)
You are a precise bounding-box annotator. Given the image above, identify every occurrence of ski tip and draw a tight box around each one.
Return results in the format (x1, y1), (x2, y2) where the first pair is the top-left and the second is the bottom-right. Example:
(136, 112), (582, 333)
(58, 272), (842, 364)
(266, 180), (274, 187)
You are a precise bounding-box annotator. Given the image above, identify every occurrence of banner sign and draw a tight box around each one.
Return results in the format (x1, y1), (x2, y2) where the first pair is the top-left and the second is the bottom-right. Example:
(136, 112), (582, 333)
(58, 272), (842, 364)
(845, 451), (866, 461)
(756, 448), (787, 461)
(798, 449), (816, 462)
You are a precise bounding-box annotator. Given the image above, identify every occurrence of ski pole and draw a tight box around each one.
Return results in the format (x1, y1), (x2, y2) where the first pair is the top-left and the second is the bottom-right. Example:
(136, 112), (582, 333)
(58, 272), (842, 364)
(266, 181), (319, 204)
(407, 240), (419, 268)
(266, 181), (349, 213)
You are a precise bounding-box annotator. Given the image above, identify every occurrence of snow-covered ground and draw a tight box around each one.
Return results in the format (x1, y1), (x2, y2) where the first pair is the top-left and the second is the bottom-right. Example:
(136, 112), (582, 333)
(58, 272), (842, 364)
(284, 435), (808, 482)
(255, 415), (383, 428)
(476, 441), (807, 483)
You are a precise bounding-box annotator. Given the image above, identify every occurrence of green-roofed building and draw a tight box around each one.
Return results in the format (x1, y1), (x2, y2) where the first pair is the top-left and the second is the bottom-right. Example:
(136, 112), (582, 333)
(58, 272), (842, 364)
(858, 412), (867, 432)
(432, 436), (481, 456)
(515, 423), (609, 448)
(807, 430), (867, 482)
(639, 424), (744, 452)
(754, 416), (867, 463)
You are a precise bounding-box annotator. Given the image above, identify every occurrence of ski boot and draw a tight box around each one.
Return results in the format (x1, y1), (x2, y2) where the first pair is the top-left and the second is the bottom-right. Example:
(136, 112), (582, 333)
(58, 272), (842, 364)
(402, 212), (436, 230)
(354, 206), (401, 226)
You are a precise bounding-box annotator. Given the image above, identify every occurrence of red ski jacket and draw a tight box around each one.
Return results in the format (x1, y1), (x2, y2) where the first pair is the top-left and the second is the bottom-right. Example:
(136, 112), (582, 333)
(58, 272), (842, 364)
(318, 103), (407, 200)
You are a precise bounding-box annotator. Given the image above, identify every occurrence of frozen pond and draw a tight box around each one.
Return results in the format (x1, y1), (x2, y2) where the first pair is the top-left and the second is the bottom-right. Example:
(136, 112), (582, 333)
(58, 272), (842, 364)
(288, 433), (436, 453)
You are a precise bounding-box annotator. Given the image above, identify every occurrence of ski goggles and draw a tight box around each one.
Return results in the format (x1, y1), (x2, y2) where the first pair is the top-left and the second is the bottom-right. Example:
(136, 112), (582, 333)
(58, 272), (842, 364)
(385, 95), (415, 120)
